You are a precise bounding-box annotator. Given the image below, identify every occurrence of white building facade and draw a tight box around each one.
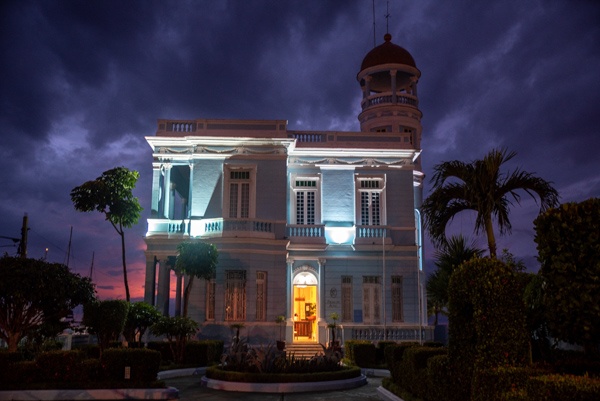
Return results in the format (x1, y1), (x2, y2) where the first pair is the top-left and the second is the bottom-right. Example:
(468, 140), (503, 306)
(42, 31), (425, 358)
(143, 34), (431, 344)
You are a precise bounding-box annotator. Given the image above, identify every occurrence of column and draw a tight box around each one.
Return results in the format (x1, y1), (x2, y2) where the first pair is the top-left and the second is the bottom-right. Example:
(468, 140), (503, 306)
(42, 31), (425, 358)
(162, 164), (172, 219)
(156, 259), (171, 316)
(390, 69), (397, 104)
(187, 162), (194, 218)
(143, 255), (157, 306)
(286, 258), (293, 343)
(318, 259), (326, 322)
(175, 273), (183, 316)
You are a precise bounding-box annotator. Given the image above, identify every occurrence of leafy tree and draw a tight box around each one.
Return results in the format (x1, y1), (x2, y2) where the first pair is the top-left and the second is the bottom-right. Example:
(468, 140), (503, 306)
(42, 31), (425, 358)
(150, 315), (198, 363)
(421, 148), (559, 258)
(172, 241), (218, 317)
(70, 167), (143, 301)
(534, 198), (600, 354)
(426, 235), (484, 325)
(83, 299), (129, 356)
(122, 302), (162, 347)
(0, 256), (96, 352)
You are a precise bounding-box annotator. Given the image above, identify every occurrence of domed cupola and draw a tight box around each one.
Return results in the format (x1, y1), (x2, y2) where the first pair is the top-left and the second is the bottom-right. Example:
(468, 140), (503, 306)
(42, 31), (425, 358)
(357, 33), (422, 147)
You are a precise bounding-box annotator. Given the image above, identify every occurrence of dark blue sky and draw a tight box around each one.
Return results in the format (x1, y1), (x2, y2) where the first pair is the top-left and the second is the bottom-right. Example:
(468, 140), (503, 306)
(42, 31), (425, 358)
(1, 0), (599, 300)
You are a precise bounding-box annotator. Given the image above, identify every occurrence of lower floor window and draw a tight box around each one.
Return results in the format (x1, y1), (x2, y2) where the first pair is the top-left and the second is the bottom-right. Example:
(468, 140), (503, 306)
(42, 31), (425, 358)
(225, 270), (246, 321)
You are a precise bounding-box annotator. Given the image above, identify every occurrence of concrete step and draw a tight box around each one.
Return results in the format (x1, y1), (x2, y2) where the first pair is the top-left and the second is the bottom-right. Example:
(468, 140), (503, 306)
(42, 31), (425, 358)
(285, 343), (325, 359)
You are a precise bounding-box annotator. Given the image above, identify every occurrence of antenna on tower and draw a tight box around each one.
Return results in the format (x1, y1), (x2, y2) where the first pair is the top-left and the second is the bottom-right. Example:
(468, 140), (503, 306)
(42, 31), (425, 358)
(372, 0), (376, 47)
(385, 1), (390, 33)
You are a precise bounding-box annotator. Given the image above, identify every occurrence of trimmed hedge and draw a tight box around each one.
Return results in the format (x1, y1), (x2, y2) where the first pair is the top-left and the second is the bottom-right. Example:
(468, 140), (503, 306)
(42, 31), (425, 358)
(471, 366), (549, 401)
(526, 374), (600, 401)
(343, 340), (370, 364)
(385, 342), (420, 384)
(448, 257), (529, 400)
(399, 346), (447, 398)
(101, 348), (161, 382)
(36, 350), (85, 382)
(183, 340), (224, 366)
(352, 342), (376, 367)
(206, 365), (360, 383)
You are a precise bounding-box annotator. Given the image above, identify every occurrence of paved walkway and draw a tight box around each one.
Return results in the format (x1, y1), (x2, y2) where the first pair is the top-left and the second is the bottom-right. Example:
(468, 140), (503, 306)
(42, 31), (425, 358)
(164, 375), (384, 401)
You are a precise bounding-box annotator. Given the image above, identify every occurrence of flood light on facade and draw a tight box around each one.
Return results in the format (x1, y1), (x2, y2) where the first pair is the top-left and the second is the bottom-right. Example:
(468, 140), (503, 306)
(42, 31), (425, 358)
(325, 226), (355, 245)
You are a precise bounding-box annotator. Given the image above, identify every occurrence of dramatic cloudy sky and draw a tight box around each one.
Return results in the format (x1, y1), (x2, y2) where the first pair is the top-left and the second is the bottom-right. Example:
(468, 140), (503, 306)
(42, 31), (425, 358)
(1, 0), (599, 302)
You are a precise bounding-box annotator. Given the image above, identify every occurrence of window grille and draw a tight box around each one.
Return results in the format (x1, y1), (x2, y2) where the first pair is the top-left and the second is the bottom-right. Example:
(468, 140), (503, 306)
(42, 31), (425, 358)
(256, 271), (267, 321)
(391, 276), (403, 322)
(342, 276), (353, 322)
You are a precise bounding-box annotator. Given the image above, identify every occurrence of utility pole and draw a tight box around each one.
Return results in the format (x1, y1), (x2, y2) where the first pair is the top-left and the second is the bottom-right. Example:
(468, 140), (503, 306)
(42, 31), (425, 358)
(18, 213), (28, 258)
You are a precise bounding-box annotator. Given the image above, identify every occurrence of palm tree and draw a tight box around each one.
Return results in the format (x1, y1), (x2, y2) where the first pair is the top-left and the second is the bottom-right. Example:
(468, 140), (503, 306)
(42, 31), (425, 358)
(421, 148), (559, 258)
(426, 235), (484, 325)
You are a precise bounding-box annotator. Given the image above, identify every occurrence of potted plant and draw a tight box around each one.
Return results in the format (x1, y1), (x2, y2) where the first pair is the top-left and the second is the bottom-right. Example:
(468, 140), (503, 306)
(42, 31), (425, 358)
(230, 323), (245, 346)
(275, 315), (286, 350)
(327, 312), (340, 350)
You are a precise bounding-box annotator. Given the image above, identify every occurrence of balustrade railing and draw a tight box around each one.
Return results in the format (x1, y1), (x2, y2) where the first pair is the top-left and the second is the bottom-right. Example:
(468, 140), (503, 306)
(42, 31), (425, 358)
(287, 224), (325, 238)
(361, 93), (418, 110)
(348, 325), (433, 342)
(147, 217), (274, 238)
(356, 225), (389, 238)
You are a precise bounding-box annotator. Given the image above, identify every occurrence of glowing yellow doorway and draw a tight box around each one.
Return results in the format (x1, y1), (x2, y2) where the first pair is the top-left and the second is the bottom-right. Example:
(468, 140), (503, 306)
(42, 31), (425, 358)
(292, 271), (318, 342)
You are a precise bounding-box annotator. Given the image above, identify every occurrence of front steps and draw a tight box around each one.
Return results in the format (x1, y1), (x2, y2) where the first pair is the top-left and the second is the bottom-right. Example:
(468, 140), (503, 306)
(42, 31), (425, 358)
(285, 342), (325, 359)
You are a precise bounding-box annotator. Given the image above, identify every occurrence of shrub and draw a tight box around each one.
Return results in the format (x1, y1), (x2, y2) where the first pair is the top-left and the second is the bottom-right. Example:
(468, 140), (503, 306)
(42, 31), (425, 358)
(353, 342), (376, 367)
(343, 340), (370, 363)
(384, 342), (419, 383)
(472, 366), (549, 401)
(526, 374), (600, 401)
(101, 348), (161, 383)
(0, 361), (40, 389)
(83, 299), (129, 356)
(147, 341), (173, 363)
(184, 340), (224, 366)
(36, 350), (85, 382)
(426, 354), (453, 401)
(206, 365), (360, 383)
(399, 346), (447, 398)
(150, 315), (198, 363)
(376, 341), (396, 365)
(448, 257), (529, 400)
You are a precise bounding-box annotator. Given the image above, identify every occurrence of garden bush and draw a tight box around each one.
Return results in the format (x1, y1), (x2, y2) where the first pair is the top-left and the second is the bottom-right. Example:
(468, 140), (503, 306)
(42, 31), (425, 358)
(471, 366), (549, 401)
(183, 340), (224, 366)
(448, 257), (529, 400)
(343, 339), (370, 364)
(526, 374), (600, 401)
(384, 342), (419, 383)
(147, 341), (173, 363)
(398, 346), (447, 398)
(36, 350), (85, 382)
(352, 342), (376, 367)
(101, 348), (161, 383)
(425, 354), (453, 401)
(206, 365), (360, 383)
(376, 341), (396, 365)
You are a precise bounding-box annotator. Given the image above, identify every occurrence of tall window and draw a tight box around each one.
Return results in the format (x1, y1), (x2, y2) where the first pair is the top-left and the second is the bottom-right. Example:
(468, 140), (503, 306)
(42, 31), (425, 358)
(391, 276), (403, 322)
(206, 278), (216, 320)
(291, 175), (320, 225)
(224, 165), (256, 219)
(225, 270), (246, 321)
(356, 176), (385, 226)
(362, 276), (381, 324)
(256, 271), (267, 321)
(342, 276), (353, 322)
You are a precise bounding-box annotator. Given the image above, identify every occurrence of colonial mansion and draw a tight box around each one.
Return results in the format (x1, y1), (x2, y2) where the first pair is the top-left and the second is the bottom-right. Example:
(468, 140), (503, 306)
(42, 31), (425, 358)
(143, 34), (432, 345)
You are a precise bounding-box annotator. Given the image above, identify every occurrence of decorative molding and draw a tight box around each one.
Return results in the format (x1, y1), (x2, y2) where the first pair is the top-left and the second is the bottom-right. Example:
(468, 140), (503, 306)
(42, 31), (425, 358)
(288, 157), (410, 166)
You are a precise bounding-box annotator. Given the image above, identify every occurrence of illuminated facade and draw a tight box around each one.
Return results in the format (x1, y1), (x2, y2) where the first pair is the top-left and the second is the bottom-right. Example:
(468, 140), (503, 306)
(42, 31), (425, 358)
(143, 34), (431, 344)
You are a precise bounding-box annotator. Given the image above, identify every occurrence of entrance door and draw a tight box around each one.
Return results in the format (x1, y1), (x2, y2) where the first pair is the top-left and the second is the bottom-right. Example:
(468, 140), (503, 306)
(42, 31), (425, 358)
(292, 272), (318, 342)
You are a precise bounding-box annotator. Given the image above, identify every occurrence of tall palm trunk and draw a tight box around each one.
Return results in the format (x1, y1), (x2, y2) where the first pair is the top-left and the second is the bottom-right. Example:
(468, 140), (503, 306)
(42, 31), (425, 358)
(484, 216), (497, 259)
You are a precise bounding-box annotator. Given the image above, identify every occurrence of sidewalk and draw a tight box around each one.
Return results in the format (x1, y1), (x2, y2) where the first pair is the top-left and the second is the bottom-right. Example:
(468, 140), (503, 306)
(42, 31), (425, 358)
(164, 374), (384, 401)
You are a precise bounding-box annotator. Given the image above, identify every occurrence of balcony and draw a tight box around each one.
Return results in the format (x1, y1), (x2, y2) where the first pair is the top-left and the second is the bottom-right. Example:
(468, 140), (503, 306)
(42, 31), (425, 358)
(146, 218), (276, 239)
(286, 224), (326, 245)
(360, 92), (418, 111)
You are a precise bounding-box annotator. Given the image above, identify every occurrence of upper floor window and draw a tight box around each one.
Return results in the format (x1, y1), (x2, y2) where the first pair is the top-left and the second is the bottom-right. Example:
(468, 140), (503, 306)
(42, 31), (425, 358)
(355, 175), (386, 226)
(224, 165), (256, 219)
(291, 175), (321, 225)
